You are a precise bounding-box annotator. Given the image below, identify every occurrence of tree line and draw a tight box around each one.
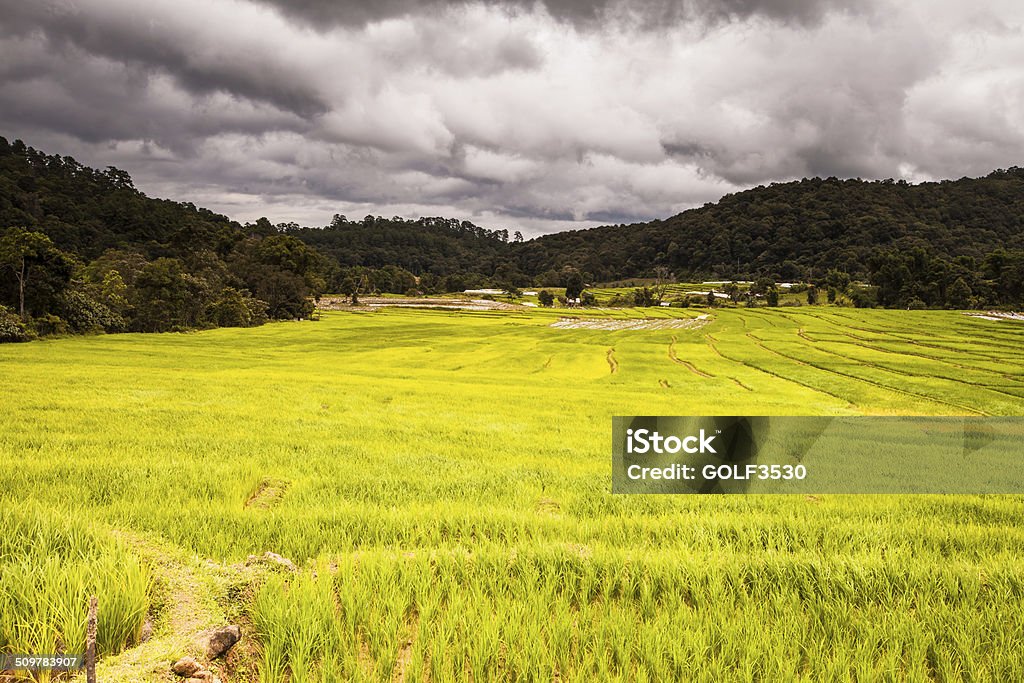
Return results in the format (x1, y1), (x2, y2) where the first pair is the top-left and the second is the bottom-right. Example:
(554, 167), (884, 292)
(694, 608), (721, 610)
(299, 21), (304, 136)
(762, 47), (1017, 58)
(4, 135), (1024, 341)
(0, 138), (329, 341)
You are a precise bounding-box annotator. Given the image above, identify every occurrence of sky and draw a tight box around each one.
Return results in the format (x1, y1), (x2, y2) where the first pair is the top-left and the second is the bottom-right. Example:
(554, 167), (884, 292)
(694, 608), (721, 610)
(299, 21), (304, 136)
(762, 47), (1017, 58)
(1, 0), (1023, 236)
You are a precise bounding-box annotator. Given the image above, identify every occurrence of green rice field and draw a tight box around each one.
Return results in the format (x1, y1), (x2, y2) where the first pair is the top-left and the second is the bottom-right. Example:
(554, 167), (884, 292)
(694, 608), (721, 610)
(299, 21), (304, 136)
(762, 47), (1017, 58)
(2, 306), (1024, 681)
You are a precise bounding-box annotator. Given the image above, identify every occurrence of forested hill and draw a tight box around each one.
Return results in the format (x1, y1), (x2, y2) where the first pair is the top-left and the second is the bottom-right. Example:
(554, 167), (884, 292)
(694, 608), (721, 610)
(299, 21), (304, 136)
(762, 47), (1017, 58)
(286, 215), (512, 277)
(0, 136), (332, 338)
(515, 171), (1024, 282)
(0, 136), (521, 340)
(3, 134), (1024, 342)
(5, 132), (1024, 286)
(0, 137), (247, 260)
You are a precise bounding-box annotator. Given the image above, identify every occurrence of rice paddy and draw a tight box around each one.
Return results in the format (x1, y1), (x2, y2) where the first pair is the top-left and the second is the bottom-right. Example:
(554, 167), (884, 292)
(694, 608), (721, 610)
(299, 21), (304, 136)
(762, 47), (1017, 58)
(2, 306), (1024, 681)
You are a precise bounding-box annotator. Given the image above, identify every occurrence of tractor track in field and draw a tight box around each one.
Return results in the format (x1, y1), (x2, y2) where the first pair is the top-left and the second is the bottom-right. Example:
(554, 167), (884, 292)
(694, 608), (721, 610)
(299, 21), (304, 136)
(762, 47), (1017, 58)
(704, 334), (754, 392)
(820, 310), (1024, 356)
(746, 334), (989, 415)
(785, 313), (1024, 383)
(746, 333), (810, 365)
(606, 348), (618, 374)
(838, 330), (1024, 371)
(705, 335), (857, 407)
(704, 333), (725, 357)
(668, 336), (714, 378)
(741, 309), (787, 327)
(792, 327), (1024, 402)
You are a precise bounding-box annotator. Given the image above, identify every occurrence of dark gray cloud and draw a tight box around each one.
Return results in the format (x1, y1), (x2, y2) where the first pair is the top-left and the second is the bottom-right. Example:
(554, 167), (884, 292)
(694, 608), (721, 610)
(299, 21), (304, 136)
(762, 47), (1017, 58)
(0, 0), (1022, 236)
(251, 0), (868, 28)
(0, 1), (329, 118)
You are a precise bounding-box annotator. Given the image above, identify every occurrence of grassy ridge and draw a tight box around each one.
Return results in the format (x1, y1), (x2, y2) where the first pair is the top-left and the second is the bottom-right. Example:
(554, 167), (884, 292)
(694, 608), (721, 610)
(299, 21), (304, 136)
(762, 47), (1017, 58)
(1, 308), (1024, 680)
(0, 507), (150, 676)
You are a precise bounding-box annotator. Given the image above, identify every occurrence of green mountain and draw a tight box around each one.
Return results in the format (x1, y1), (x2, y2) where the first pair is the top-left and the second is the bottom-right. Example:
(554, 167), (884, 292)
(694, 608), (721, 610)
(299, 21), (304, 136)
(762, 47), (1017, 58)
(515, 172), (1024, 282)
(3, 134), (1024, 334)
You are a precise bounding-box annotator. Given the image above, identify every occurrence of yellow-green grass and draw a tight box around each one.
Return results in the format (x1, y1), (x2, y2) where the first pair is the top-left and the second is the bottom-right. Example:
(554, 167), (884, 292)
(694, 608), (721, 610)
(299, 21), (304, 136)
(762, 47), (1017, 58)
(1, 308), (1024, 681)
(0, 506), (150, 680)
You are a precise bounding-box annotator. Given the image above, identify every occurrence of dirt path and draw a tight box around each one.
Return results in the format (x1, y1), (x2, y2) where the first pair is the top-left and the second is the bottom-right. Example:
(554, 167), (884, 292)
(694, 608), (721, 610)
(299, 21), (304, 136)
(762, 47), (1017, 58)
(606, 348), (618, 374)
(74, 530), (264, 683)
(668, 336), (714, 378)
(551, 316), (710, 331)
(319, 296), (519, 311)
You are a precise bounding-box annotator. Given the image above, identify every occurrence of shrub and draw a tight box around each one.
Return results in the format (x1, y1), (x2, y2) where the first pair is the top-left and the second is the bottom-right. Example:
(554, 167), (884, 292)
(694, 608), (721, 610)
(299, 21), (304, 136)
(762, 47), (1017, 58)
(0, 306), (31, 342)
(210, 287), (269, 327)
(60, 288), (126, 333)
(245, 296), (270, 326)
(850, 288), (878, 308)
(32, 314), (68, 336)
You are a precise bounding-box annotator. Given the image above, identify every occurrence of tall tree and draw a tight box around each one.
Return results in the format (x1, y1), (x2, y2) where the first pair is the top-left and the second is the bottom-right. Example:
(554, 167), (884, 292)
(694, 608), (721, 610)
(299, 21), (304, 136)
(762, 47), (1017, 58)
(0, 227), (71, 320)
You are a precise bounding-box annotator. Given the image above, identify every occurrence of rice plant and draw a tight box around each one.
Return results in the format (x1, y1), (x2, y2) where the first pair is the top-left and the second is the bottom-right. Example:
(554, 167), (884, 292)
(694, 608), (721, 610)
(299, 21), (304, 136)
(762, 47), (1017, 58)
(0, 307), (1022, 680)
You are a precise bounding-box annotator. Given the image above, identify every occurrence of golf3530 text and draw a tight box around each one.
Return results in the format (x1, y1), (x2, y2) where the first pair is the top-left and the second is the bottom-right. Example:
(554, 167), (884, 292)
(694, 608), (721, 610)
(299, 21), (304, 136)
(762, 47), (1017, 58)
(626, 463), (808, 481)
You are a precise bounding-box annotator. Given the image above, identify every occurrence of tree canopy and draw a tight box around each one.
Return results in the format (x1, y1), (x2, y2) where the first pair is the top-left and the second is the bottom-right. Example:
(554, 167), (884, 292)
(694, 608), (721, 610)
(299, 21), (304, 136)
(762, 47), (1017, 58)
(4, 134), (1024, 341)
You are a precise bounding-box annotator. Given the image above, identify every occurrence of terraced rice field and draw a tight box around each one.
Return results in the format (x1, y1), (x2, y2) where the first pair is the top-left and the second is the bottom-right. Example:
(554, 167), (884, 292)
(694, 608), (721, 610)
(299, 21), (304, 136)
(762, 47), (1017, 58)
(2, 307), (1024, 681)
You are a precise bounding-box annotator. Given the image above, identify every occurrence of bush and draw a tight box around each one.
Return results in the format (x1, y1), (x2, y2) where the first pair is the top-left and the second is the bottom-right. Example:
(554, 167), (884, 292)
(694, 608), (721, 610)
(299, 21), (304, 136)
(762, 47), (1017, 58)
(60, 288), (126, 333)
(245, 297), (270, 326)
(0, 306), (31, 342)
(210, 288), (269, 327)
(32, 314), (68, 336)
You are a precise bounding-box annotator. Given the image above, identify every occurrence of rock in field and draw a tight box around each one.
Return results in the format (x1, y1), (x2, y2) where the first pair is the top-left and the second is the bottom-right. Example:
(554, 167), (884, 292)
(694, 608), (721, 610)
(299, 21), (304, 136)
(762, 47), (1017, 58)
(171, 656), (201, 676)
(205, 624), (242, 659)
(246, 551), (296, 572)
(262, 551), (296, 571)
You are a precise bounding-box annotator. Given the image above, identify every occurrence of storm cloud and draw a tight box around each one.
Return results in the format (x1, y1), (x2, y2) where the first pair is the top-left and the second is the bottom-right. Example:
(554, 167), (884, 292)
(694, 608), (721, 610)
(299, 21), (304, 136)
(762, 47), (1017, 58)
(1, 0), (1022, 234)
